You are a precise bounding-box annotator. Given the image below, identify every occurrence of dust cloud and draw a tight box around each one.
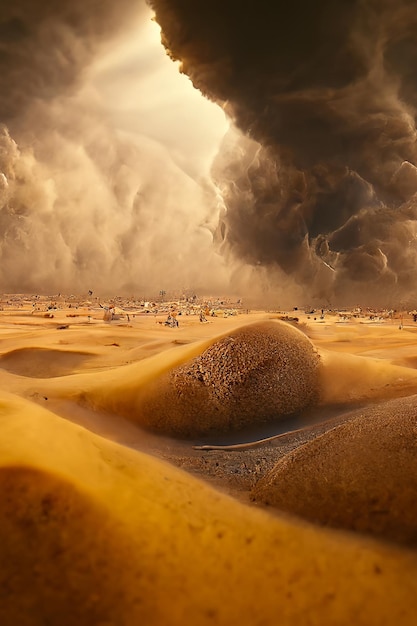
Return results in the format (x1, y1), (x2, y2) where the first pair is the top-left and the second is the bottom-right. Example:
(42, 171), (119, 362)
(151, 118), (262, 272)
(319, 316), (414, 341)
(0, 1), (233, 297)
(150, 0), (417, 306)
(4, 1), (417, 306)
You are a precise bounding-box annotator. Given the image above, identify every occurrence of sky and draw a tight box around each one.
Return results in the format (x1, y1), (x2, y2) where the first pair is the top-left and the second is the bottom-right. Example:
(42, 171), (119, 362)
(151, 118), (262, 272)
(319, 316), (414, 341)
(0, 0), (232, 299)
(1, 1), (417, 305)
(151, 0), (417, 306)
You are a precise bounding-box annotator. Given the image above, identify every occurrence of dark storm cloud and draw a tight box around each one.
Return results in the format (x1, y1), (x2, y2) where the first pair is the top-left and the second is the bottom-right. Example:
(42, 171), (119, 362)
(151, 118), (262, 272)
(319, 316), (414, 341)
(150, 0), (417, 304)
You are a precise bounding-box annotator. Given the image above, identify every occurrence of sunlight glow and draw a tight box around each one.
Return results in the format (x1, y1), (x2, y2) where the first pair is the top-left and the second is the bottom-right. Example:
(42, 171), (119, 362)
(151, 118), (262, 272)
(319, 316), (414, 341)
(90, 8), (229, 178)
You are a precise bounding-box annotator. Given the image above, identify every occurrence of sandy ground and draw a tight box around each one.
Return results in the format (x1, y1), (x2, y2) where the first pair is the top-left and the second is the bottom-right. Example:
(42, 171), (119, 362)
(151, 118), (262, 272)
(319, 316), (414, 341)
(2, 297), (417, 623)
(1, 301), (415, 495)
(1, 300), (417, 497)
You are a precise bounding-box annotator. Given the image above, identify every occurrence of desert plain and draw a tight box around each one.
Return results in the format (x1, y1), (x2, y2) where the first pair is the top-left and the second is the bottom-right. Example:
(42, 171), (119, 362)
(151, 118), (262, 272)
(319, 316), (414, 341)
(1, 293), (417, 624)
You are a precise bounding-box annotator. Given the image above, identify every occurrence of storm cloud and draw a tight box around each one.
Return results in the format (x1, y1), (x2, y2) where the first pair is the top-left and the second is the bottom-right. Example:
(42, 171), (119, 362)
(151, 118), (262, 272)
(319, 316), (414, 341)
(2, 0), (417, 304)
(150, 0), (417, 305)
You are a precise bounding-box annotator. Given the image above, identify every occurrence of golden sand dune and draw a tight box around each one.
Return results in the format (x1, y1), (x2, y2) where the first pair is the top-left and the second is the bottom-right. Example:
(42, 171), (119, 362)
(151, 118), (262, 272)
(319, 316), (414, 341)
(30, 316), (417, 443)
(318, 348), (417, 405)
(1, 393), (417, 625)
(0, 466), (143, 626)
(0, 347), (95, 378)
(136, 320), (321, 436)
(252, 394), (417, 548)
(2, 305), (417, 623)
(303, 318), (417, 405)
(3, 309), (417, 418)
(30, 318), (320, 437)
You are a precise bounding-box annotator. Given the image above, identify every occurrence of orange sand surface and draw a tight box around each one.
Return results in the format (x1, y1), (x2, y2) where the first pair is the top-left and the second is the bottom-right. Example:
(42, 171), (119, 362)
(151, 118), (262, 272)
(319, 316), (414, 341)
(1, 297), (417, 624)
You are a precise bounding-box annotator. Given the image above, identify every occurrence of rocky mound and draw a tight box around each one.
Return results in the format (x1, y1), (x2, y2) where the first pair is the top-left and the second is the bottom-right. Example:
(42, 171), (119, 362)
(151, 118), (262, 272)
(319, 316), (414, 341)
(139, 320), (320, 436)
(252, 395), (417, 548)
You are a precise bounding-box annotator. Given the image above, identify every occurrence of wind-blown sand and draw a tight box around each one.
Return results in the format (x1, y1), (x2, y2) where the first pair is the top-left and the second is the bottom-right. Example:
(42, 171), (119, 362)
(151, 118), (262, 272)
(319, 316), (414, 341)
(1, 299), (417, 624)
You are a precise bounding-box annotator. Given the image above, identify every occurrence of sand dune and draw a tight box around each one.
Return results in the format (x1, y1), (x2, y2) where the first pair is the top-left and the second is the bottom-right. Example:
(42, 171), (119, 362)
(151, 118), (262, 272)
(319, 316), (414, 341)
(252, 394), (417, 548)
(21, 315), (417, 436)
(135, 320), (321, 436)
(1, 301), (417, 623)
(0, 465), (144, 626)
(0, 347), (95, 378)
(1, 394), (417, 625)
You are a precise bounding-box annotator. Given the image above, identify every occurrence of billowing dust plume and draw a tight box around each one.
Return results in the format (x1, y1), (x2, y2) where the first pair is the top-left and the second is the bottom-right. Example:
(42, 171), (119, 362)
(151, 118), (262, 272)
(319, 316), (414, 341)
(0, 1), (233, 297)
(150, 0), (417, 306)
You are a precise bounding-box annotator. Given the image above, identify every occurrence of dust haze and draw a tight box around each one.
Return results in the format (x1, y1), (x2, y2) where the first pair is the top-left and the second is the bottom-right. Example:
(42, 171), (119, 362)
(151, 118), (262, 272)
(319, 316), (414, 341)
(0, 1), (233, 298)
(2, 1), (417, 305)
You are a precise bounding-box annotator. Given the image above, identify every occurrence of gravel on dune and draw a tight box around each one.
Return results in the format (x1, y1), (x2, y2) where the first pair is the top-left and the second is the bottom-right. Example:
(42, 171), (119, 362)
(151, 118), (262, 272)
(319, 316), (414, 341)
(251, 394), (417, 548)
(139, 320), (321, 437)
